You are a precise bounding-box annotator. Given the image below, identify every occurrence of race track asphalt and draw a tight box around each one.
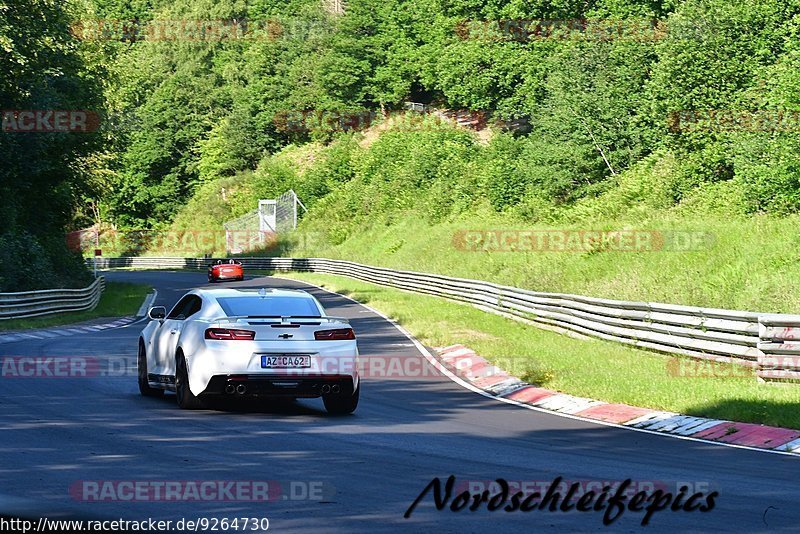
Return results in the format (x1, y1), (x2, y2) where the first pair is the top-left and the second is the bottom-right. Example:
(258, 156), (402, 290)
(0, 270), (798, 533)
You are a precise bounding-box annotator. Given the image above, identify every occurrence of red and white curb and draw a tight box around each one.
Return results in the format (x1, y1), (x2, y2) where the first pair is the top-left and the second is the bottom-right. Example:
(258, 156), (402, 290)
(0, 317), (138, 345)
(437, 344), (800, 455)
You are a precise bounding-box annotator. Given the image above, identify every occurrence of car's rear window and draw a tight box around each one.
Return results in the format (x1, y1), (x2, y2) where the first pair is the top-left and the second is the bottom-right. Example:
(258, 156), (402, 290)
(216, 296), (322, 317)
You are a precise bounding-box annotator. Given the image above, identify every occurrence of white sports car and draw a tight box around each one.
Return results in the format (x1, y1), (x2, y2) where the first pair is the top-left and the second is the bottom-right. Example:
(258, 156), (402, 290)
(137, 287), (360, 414)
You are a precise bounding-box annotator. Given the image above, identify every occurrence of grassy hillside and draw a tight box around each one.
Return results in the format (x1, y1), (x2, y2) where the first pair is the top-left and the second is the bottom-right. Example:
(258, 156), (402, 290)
(289, 215), (800, 313)
(168, 121), (800, 313)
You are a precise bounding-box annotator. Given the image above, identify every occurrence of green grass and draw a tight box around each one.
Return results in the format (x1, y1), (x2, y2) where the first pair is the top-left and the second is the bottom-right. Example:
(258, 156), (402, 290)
(281, 272), (800, 430)
(0, 282), (151, 331)
(286, 212), (800, 314)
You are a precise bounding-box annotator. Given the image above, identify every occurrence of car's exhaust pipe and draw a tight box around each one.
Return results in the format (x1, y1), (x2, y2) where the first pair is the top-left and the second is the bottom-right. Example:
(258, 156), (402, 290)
(236, 384), (247, 395)
(225, 384), (236, 394)
(331, 385), (341, 394)
(321, 384), (331, 394)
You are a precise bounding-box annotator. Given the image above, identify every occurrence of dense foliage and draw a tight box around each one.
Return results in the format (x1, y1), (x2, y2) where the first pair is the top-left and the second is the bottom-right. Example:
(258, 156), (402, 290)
(0, 0), (98, 290)
(82, 0), (800, 226)
(5, 0), (800, 289)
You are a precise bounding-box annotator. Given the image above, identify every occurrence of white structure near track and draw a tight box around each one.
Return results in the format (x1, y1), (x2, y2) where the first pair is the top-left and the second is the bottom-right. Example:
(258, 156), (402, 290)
(222, 189), (307, 253)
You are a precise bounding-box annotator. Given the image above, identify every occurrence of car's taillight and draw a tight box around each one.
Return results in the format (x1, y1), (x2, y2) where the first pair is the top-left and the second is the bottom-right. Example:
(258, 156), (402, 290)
(314, 328), (355, 340)
(205, 328), (255, 340)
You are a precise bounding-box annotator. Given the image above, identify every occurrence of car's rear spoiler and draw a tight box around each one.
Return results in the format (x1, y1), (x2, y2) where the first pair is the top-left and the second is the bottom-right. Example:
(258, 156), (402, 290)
(212, 315), (351, 325)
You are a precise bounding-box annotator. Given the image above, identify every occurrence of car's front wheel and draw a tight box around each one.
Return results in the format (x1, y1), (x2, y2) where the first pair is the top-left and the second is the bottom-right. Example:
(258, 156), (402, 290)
(323, 384), (359, 415)
(138, 341), (163, 397)
(175, 351), (204, 410)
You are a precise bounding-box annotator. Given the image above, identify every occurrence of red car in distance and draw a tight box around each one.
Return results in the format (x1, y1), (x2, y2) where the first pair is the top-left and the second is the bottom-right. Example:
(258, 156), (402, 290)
(207, 259), (244, 283)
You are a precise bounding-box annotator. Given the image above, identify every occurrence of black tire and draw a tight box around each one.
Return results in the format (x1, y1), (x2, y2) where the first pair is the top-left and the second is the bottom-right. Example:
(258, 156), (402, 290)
(323, 384), (359, 415)
(138, 340), (163, 397)
(175, 351), (204, 410)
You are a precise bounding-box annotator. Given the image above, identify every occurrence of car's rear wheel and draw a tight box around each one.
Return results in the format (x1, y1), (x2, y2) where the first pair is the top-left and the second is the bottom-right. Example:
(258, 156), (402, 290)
(175, 351), (204, 410)
(138, 341), (163, 397)
(323, 384), (359, 415)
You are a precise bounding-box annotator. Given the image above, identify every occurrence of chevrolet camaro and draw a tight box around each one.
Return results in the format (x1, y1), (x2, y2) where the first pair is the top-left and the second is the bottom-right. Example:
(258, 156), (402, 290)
(137, 287), (360, 414)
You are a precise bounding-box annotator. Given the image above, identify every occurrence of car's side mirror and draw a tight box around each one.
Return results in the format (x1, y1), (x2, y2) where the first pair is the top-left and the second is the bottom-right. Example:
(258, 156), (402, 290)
(148, 306), (166, 320)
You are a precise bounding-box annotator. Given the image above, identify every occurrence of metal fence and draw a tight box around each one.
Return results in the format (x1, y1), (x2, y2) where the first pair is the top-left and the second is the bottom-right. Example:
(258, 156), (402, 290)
(222, 190), (307, 253)
(91, 257), (800, 382)
(222, 209), (263, 253)
(275, 189), (307, 233)
(0, 276), (106, 320)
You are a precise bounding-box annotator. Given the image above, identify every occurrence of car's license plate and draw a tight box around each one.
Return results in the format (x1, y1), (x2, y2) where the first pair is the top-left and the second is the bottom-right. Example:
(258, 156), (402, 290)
(261, 355), (311, 368)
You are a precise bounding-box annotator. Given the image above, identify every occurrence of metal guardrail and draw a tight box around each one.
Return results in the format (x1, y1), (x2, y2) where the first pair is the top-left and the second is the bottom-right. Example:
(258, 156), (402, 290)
(0, 276), (105, 320)
(757, 315), (800, 382)
(92, 257), (800, 382)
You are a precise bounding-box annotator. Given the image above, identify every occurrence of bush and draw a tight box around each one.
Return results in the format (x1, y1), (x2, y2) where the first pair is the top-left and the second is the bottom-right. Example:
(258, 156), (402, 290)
(734, 137), (800, 214)
(0, 231), (92, 291)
